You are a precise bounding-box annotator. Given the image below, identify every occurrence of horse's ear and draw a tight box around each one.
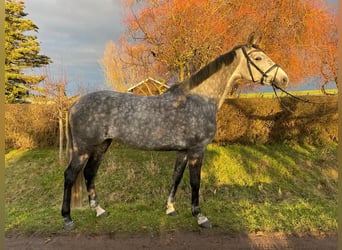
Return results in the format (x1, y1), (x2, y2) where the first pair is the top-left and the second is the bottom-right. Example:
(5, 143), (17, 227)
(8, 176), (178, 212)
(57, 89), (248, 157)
(247, 32), (262, 47)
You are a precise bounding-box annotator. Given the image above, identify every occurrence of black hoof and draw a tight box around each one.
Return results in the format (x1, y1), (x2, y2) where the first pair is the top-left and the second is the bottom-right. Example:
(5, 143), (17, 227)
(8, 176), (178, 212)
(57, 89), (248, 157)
(199, 220), (212, 228)
(197, 213), (212, 228)
(167, 210), (178, 216)
(63, 220), (75, 230)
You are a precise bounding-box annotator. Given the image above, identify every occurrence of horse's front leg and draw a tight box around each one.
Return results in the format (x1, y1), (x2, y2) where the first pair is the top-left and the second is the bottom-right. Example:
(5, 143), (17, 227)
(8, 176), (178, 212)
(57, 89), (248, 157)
(166, 151), (188, 216)
(188, 150), (212, 228)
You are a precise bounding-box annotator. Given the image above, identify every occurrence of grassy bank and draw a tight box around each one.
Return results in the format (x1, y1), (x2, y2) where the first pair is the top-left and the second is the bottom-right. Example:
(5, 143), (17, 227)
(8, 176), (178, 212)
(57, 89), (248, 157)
(5, 143), (337, 235)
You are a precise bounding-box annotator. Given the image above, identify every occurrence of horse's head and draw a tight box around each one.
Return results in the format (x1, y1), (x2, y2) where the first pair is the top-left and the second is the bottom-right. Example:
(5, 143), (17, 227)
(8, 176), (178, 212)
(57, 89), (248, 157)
(236, 32), (289, 89)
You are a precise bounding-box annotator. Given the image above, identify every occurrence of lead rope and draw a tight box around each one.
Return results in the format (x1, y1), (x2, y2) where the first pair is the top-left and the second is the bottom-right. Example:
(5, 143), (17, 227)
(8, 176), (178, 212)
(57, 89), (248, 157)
(272, 85), (296, 113)
(272, 85), (338, 114)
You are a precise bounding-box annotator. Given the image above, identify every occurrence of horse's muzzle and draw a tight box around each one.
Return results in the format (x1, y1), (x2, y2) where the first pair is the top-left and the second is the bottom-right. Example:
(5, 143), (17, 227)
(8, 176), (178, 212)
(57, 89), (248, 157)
(272, 69), (289, 89)
(274, 76), (289, 88)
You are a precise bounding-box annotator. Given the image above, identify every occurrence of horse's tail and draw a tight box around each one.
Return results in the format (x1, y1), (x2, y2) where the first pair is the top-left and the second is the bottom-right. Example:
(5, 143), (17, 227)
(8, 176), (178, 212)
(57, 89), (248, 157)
(66, 109), (84, 208)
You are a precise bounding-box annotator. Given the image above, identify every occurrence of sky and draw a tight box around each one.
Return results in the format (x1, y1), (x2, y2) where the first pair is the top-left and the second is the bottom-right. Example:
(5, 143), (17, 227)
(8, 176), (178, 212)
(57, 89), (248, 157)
(24, 0), (338, 95)
(25, 0), (125, 95)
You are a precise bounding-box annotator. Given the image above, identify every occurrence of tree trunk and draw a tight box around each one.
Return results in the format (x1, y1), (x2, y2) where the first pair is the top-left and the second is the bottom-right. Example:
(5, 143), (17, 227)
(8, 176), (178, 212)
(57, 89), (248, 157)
(58, 109), (64, 164)
(65, 111), (69, 159)
(179, 63), (185, 82)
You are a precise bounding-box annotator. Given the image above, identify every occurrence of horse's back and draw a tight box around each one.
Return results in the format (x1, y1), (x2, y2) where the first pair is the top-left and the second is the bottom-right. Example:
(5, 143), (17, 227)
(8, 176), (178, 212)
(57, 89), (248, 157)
(68, 90), (217, 151)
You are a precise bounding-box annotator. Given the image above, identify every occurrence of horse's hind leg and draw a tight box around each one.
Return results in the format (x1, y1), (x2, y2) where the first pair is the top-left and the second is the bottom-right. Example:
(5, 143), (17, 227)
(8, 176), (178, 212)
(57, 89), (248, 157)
(62, 151), (90, 230)
(188, 149), (212, 228)
(166, 150), (188, 216)
(84, 139), (112, 217)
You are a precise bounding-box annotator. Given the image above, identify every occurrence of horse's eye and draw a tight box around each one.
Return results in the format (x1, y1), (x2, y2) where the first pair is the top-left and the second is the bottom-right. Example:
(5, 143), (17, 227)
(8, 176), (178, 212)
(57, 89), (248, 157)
(255, 57), (262, 61)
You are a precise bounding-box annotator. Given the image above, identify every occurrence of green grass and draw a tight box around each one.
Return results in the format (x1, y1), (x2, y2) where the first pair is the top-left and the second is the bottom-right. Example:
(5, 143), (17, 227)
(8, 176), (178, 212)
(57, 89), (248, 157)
(5, 143), (338, 235)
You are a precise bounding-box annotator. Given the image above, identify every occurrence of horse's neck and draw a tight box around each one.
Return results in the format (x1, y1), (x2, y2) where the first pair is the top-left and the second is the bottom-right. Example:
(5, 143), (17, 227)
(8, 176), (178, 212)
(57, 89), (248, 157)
(189, 56), (240, 109)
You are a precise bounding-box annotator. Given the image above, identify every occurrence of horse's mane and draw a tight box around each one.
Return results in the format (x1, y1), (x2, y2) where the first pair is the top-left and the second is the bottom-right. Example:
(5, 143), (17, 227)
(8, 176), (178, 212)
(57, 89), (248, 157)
(167, 45), (243, 94)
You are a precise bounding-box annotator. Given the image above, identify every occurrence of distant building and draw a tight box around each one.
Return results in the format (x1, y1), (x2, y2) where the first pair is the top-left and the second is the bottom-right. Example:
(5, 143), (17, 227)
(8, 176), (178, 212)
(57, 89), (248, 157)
(127, 77), (170, 96)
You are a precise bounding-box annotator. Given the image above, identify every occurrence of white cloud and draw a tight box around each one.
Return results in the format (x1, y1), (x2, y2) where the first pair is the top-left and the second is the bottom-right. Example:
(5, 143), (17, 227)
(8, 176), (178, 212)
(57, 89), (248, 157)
(24, 0), (125, 92)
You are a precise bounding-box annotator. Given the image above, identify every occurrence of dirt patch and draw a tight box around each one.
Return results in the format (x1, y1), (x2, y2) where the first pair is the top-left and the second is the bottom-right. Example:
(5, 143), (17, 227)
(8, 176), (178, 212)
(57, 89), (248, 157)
(5, 231), (337, 250)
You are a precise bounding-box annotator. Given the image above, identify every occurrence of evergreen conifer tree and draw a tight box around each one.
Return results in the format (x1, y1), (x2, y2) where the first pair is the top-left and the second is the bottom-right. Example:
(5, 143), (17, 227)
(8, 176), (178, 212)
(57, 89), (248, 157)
(5, 0), (51, 103)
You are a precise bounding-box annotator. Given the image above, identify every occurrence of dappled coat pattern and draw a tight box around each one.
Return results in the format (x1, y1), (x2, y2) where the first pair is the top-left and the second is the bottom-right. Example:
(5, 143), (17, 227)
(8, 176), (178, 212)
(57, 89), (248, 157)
(61, 33), (289, 230)
(70, 89), (217, 151)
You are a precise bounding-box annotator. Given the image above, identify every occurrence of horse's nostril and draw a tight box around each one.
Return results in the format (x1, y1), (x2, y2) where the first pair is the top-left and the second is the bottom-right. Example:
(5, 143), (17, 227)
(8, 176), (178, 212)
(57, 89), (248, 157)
(282, 77), (289, 85)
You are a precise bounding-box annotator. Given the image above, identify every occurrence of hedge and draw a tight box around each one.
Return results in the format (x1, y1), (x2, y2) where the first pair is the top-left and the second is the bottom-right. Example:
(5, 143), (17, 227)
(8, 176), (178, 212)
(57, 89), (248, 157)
(5, 104), (59, 150)
(215, 95), (338, 145)
(5, 95), (338, 150)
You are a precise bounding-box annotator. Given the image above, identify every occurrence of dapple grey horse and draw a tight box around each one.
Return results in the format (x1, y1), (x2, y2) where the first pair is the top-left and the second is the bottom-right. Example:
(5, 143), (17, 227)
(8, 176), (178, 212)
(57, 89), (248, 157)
(62, 32), (289, 230)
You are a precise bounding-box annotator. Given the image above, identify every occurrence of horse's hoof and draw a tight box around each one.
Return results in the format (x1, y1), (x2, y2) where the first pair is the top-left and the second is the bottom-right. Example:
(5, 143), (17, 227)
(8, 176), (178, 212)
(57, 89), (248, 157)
(63, 220), (75, 230)
(197, 214), (212, 228)
(97, 211), (108, 217)
(199, 220), (212, 228)
(94, 205), (107, 217)
(167, 210), (178, 216)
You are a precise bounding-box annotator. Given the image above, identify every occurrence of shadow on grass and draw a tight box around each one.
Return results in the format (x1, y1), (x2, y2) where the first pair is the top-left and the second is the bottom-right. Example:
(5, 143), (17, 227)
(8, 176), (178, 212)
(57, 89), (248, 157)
(200, 143), (337, 234)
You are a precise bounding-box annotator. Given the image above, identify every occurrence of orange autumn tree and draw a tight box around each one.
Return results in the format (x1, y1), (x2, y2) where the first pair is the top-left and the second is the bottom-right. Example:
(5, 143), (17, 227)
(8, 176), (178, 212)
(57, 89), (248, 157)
(102, 0), (234, 91)
(318, 13), (338, 93)
(101, 39), (142, 92)
(102, 0), (337, 91)
(248, 0), (338, 89)
(124, 0), (234, 82)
